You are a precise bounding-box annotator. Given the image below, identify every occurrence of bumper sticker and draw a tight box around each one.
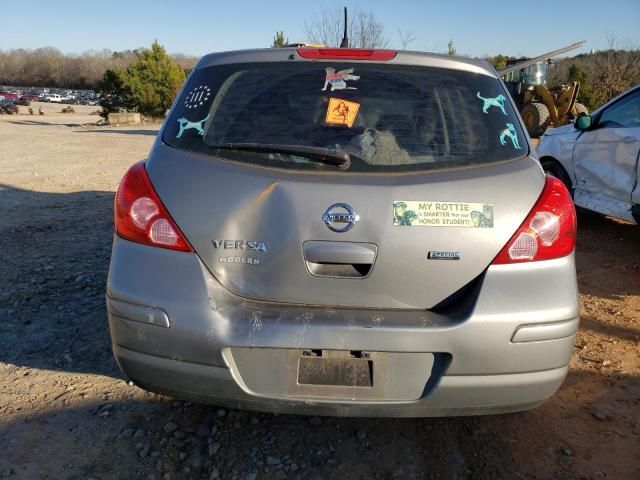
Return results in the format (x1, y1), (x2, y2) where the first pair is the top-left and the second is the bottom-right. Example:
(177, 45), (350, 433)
(393, 201), (494, 228)
(499, 123), (522, 150)
(184, 84), (212, 110)
(325, 98), (360, 127)
(322, 67), (359, 91)
(476, 92), (507, 115)
(176, 114), (209, 138)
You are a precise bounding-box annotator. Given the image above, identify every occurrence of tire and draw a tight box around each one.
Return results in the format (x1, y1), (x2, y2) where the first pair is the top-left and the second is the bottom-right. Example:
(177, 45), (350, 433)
(521, 102), (551, 138)
(541, 159), (572, 193)
(573, 102), (588, 117)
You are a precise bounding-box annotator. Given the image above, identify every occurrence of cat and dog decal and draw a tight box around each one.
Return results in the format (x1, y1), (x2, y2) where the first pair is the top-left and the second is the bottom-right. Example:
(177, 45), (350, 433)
(476, 91), (521, 150)
(176, 114), (210, 138)
(476, 92), (507, 115)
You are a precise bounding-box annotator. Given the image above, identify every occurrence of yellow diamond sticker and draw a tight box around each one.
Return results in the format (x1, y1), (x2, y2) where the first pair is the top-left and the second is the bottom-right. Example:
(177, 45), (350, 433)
(325, 98), (360, 127)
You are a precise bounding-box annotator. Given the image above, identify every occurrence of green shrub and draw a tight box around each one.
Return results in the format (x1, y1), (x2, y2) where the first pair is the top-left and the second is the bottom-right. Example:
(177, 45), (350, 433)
(96, 41), (185, 119)
(126, 41), (186, 117)
(96, 68), (135, 118)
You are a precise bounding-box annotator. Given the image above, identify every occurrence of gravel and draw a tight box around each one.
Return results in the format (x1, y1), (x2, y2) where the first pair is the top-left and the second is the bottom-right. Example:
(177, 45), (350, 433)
(309, 416), (322, 426)
(1, 109), (638, 480)
(139, 444), (150, 458)
(163, 422), (178, 434)
(593, 410), (608, 421)
(208, 442), (221, 456)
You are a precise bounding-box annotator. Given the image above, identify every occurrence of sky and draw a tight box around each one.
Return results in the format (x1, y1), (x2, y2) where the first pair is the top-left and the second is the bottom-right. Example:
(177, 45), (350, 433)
(1, 0), (639, 59)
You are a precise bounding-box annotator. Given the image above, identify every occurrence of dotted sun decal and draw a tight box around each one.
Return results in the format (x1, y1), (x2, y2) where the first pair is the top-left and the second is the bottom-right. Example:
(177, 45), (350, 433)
(184, 85), (212, 110)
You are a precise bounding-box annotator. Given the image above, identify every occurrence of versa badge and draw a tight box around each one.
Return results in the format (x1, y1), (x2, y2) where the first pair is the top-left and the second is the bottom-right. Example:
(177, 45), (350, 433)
(213, 239), (266, 265)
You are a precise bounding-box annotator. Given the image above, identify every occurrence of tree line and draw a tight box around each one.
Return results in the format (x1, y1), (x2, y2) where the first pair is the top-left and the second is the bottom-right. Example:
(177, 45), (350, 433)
(0, 46), (197, 89)
(545, 48), (640, 110)
(2, 8), (637, 118)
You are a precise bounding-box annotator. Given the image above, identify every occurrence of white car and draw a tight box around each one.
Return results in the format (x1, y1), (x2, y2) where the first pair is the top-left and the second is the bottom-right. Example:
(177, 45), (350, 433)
(536, 85), (640, 224)
(45, 94), (63, 103)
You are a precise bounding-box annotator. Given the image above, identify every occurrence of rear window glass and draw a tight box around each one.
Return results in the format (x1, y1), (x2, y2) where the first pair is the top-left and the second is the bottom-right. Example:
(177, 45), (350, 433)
(164, 62), (527, 172)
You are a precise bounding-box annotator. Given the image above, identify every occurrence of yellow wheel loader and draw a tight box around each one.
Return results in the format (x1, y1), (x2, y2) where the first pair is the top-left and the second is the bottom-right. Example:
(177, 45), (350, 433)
(500, 42), (588, 137)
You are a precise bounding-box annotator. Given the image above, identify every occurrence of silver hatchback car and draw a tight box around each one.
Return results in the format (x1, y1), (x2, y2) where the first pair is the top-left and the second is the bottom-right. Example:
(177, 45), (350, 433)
(107, 47), (579, 417)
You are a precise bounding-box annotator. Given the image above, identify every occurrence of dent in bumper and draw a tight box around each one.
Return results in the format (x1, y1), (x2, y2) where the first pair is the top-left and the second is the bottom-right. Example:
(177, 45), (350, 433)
(107, 236), (579, 374)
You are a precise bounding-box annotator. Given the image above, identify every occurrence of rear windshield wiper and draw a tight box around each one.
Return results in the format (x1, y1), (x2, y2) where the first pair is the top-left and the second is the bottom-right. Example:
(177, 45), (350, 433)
(207, 143), (352, 170)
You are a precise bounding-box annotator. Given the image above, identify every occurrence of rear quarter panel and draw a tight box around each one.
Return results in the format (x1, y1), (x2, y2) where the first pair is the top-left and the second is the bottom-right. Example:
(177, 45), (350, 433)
(536, 126), (581, 184)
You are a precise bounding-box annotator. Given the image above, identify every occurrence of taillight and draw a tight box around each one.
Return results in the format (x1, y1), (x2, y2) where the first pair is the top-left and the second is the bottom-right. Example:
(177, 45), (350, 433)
(114, 161), (192, 252)
(492, 175), (576, 264)
(296, 48), (397, 61)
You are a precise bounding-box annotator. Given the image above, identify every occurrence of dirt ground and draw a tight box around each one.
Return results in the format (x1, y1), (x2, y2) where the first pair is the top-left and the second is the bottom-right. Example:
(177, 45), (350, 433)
(0, 103), (638, 480)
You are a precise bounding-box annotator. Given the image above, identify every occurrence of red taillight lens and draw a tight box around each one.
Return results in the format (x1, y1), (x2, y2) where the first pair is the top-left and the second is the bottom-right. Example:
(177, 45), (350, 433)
(114, 161), (192, 252)
(492, 175), (576, 264)
(296, 48), (397, 61)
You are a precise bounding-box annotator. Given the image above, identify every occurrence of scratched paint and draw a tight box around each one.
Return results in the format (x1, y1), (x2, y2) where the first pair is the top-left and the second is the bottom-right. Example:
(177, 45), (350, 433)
(208, 296), (218, 311)
(293, 312), (313, 347)
(250, 311), (263, 331)
(205, 327), (217, 342)
(245, 310), (264, 346)
(420, 315), (435, 328)
(324, 307), (338, 318)
(255, 181), (277, 202)
(136, 329), (146, 343)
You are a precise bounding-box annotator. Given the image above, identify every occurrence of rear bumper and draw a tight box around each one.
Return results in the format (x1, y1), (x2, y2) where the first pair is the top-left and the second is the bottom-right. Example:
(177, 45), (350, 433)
(107, 236), (579, 417)
(114, 344), (567, 417)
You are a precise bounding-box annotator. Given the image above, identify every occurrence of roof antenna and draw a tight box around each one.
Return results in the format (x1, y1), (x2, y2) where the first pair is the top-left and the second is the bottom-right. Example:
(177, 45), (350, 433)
(339, 7), (349, 48)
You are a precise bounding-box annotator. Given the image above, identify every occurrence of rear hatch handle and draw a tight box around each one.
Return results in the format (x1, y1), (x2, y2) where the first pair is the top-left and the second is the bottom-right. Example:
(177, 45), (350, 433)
(303, 241), (377, 278)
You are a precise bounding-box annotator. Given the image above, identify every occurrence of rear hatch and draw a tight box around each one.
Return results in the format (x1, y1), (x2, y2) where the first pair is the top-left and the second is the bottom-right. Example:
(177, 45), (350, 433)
(148, 49), (542, 309)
